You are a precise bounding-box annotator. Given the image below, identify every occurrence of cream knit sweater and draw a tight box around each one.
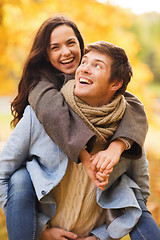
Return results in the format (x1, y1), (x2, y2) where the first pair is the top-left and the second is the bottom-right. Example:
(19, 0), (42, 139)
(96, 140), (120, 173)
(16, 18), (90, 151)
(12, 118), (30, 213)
(51, 158), (106, 237)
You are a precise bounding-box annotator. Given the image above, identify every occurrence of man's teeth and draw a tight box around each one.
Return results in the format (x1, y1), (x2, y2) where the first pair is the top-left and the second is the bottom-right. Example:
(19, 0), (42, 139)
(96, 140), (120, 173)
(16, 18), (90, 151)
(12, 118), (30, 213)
(61, 58), (74, 64)
(79, 78), (93, 84)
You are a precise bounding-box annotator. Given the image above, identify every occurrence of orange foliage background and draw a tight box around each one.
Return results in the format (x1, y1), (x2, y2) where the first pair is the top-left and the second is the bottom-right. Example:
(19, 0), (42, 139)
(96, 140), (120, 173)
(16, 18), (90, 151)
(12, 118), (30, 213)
(0, 0), (160, 239)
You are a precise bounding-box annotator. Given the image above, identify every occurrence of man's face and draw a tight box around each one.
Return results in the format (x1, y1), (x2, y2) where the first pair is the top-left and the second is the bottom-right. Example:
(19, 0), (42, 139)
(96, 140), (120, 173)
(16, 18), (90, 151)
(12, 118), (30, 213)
(74, 50), (115, 107)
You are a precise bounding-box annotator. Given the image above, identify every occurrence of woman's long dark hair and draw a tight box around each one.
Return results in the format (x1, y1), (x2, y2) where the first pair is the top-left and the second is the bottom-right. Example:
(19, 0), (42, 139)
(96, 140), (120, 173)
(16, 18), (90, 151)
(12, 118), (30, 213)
(11, 15), (84, 127)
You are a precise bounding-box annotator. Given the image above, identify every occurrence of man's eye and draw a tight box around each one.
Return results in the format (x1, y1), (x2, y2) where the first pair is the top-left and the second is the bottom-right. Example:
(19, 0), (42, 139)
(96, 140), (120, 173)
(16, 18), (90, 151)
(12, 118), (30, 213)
(81, 61), (87, 65)
(95, 64), (101, 68)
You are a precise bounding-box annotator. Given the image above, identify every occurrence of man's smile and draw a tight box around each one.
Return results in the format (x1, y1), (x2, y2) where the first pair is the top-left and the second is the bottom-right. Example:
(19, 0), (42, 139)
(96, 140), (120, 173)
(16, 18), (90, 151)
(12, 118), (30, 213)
(79, 77), (93, 85)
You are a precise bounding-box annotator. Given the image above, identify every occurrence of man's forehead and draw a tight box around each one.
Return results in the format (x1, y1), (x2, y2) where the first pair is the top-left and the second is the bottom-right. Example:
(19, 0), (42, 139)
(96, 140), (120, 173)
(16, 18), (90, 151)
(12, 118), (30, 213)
(83, 50), (105, 59)
(82, 50), (112, 65)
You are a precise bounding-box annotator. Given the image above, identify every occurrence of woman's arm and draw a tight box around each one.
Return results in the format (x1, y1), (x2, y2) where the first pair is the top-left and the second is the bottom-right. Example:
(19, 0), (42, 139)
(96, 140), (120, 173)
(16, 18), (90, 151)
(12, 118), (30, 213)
(110, 91), (148, 159)
(29, 71), (147, 162)
(0, 106), (31, 213)
(29, 77), (95, 163)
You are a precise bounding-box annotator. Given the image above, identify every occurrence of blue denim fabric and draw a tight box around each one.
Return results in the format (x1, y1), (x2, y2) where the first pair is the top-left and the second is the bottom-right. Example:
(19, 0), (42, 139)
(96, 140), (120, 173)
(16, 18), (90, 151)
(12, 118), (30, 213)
(130, 199), (160, 240)
(91, 202), (160, 240)
(0, 106), (150, 236)
(5, 167), (160, 240)
(0, 106), (155, 240)
(6, 167), (38, 240)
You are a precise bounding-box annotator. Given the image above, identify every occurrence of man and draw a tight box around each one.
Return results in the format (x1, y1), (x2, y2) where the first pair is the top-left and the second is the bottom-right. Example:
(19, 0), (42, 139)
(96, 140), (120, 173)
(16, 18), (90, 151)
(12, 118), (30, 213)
(40, 42), (159, 239)
(0, 42), (159, 240)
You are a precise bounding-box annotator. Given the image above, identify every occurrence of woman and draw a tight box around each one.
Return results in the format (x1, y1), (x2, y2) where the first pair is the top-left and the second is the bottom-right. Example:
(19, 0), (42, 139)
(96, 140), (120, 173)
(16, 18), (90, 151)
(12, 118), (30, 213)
(1, 15), (152, 240)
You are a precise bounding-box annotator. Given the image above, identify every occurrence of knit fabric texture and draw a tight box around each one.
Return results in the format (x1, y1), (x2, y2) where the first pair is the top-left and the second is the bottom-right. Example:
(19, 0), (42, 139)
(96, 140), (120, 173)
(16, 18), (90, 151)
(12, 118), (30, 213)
(61, 80), (126, 143)
(51, 159), (106, 237)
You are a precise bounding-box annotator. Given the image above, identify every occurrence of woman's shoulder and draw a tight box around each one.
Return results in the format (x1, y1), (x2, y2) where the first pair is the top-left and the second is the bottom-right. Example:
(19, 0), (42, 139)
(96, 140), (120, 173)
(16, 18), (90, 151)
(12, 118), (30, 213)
(23, 105), (42, 130)
(23, 105), (37, 121)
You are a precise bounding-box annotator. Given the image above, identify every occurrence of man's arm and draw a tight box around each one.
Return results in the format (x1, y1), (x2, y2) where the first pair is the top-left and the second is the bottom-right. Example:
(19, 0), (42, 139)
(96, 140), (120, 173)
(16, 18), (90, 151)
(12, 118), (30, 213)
(110, 91), (148, 159)
(29, 79), (95, 163)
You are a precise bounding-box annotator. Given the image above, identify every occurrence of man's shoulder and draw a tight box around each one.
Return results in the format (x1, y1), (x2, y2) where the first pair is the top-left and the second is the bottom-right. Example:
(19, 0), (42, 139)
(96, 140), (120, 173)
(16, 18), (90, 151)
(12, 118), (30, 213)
(124, 91), (144, 106)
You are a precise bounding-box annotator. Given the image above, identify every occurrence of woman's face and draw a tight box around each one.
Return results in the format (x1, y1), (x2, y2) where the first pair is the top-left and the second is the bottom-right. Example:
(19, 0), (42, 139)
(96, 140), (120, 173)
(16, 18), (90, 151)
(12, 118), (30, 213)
(47, 25), (81, 75)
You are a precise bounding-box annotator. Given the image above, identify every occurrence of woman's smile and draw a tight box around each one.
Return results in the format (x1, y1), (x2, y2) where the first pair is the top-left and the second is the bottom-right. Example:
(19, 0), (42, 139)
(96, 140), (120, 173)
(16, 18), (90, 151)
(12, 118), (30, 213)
(47, 25), (81, 74)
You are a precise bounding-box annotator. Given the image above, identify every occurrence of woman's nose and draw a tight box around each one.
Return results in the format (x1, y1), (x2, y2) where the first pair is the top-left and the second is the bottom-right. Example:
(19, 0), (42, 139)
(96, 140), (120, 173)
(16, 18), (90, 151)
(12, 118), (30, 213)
(61, 45), (71, 56)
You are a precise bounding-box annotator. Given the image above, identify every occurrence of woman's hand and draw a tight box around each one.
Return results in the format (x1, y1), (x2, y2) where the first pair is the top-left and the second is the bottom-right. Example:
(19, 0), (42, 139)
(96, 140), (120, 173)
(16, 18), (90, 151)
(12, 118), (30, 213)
(90, 139), (126, 173)
(40, 227), (77, 240)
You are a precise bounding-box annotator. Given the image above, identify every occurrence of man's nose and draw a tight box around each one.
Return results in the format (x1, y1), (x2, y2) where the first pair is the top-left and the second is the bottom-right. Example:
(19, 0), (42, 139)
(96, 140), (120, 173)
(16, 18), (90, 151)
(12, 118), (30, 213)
(81, 64), (92, 75)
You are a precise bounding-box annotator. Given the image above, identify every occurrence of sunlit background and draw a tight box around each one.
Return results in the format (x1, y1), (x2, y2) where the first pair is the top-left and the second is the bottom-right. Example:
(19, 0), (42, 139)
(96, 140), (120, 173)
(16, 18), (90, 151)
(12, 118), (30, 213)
(0, 0), (160, 239)
(98, 0), (160, 14)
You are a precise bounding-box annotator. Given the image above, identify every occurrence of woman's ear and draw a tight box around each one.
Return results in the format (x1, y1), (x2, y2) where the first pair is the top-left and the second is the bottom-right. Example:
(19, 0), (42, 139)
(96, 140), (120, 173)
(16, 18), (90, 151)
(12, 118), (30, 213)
(111, 79), (123, 91)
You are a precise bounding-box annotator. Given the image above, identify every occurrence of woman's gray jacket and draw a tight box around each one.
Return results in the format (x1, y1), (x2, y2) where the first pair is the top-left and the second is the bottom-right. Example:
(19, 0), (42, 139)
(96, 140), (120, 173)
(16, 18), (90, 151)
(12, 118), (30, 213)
(0, 106), (150, 240)
(28, 65), (148, 162)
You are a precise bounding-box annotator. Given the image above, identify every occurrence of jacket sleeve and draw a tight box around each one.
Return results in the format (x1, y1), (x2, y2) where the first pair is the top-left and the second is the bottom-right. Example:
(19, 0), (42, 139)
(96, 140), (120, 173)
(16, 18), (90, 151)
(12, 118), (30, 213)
(91, 224), (111, 240)
(110, 91), (148, 159)
(126, 147), (150, 203)
(28, 79), (96, 163)
(0, 106), (31, 213)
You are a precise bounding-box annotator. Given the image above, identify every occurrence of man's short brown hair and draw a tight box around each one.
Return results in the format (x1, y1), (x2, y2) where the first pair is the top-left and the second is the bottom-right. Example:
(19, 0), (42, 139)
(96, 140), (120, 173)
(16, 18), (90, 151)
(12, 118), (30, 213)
(84, 41), (133, 95)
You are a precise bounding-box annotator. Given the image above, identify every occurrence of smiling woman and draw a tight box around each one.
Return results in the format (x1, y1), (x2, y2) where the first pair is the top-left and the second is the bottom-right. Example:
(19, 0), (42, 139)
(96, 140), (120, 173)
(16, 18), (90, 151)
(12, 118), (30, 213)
(10, 15), (84, 128)
(47, 25), (81, 75)
(2, 15), (96, 240)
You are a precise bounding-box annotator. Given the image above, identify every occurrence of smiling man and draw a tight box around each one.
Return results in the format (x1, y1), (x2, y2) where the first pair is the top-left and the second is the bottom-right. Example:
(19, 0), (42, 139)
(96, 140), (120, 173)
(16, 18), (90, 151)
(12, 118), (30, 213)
(46, 41), (138, 240)
(74, 43), (125, 107)
(54, 41), (159, 240)
(61, 41), (132, 189)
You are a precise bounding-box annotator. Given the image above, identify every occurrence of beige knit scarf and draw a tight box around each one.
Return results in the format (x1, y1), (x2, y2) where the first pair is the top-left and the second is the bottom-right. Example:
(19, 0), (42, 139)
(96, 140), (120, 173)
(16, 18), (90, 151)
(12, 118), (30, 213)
(61, 80), (126, 144)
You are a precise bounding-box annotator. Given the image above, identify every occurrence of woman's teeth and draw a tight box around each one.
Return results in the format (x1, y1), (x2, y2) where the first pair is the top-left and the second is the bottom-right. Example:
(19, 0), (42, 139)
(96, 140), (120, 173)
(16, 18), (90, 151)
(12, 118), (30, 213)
(61, 58), (74, 64)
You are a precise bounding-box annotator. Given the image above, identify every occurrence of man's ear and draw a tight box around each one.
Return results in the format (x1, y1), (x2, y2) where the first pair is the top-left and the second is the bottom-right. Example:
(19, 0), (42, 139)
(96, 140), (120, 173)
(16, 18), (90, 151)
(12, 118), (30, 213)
(111, 79), (123, 91)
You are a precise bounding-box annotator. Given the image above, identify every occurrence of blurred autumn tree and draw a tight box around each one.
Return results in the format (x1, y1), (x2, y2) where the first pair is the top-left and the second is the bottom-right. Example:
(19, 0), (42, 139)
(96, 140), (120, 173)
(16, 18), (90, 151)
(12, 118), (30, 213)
(0, 1), (160, 234)
(0, 0), (154, 114)
(131, 12), (160, 84)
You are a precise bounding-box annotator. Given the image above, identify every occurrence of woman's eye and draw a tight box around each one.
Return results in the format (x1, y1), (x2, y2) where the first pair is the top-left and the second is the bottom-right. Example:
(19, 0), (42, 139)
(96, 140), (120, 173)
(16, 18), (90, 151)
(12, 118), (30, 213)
(50, 46), (59, 50)
(68, 41), (75, 46)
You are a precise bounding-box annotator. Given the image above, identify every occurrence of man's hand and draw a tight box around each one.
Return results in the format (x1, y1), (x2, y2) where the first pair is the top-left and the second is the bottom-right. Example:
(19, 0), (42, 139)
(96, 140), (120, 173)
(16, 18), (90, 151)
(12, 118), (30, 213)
(90, 139), (126, 173)
(95, 171), (111, 189)
(40, 227), (77, 240)
(79, 149), (105, 190)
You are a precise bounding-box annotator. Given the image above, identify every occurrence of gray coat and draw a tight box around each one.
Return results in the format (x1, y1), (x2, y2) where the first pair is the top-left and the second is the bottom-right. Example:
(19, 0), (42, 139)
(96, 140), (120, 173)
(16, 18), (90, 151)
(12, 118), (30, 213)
(0, 106), (150, 240)
(29, 65), (148, 162)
